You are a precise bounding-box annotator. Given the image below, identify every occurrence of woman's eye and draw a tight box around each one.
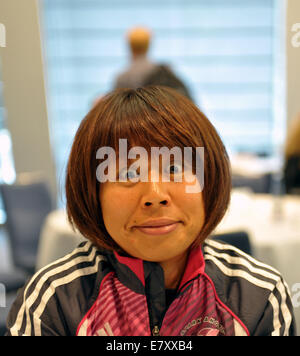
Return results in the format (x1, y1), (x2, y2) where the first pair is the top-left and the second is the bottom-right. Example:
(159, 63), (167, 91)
(166, 163), (182, 174)
(119, 168), (139, 181)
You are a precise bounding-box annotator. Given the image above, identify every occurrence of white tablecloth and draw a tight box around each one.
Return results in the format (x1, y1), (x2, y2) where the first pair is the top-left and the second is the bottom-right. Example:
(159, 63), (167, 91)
(36, 210), (85, 271)
(37, 189), (300, 334)
(216, 190), (300, 285)
(230, 153), (283, 177)
(215, 189), (300, 333)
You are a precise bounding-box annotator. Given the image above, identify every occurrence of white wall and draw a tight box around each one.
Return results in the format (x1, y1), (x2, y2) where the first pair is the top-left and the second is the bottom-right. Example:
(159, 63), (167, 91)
(0, 0), (57, 202)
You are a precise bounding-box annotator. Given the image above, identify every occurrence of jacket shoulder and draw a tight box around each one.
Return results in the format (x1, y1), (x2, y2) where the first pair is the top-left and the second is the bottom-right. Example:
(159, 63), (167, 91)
(6, 241), (109, 336)
(203, 238), (296, 336)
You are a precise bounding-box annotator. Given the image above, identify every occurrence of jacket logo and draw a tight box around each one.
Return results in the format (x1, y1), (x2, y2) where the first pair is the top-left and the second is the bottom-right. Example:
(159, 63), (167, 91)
(197, 328), (220, 336)
(180, 316), (225, 336)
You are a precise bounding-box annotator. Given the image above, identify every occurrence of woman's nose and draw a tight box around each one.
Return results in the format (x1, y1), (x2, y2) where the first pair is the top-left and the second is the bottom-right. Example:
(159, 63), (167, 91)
(144, 199), (169, 207)
(141, 182), (170, 208)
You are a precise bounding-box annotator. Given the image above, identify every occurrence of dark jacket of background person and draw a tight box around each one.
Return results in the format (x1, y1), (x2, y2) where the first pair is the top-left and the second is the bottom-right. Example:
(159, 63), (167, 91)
(114, 27), (192, 100)
(284, 113), (300, 194)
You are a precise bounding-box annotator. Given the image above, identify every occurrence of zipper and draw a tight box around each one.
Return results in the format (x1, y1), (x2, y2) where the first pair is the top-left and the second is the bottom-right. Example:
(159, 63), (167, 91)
(152, 325), (160, 336)
(149, 277), (200, 337)
(150, 286), (191, 336)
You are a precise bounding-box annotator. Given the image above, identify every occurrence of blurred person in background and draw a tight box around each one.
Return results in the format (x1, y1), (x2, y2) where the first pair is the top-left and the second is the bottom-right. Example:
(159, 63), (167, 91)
(113, 26), (193, 101)
(284, 112), (300, 194)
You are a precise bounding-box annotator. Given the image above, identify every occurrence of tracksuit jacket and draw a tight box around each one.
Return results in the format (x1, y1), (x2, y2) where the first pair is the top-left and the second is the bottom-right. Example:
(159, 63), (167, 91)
(5, 239), (297, 336)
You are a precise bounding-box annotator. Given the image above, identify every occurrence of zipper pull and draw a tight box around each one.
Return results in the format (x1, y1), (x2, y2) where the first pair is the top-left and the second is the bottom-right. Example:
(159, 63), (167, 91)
(152, 325), (160, 336)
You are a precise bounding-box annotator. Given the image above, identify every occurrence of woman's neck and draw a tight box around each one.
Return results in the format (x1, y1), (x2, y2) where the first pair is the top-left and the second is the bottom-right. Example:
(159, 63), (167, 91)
(159, 251), (189, 290)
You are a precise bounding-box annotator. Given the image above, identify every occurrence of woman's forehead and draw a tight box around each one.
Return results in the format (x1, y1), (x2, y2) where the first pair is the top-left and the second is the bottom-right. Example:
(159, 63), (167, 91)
(109, 114), (197, 152)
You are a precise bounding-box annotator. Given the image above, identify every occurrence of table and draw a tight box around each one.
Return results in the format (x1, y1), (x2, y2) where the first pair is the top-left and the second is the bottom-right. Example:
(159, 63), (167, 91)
(36, 210), (85, 271)
(216, 190), (300, 284)
(215, 189), (300, 333)
(229, 153), (284, 194)
(230, 153), (283, 178)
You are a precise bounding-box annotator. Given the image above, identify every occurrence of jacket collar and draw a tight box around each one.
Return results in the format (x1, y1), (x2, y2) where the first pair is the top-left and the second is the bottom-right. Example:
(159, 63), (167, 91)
(113, 252), (146, 287)
(113, 245), (206, 291)
(178, 245), (205, 290)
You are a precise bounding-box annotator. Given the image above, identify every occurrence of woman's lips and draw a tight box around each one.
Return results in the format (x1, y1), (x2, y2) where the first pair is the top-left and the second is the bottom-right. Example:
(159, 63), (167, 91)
(134, 221), (180, 235)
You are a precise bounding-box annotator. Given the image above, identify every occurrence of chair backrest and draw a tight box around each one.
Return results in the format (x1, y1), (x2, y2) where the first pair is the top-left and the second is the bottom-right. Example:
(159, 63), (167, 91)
(284, 155), (300, 194)
(0, 181), (53, 273)
(232, 173), (272, 194)
(210, 231), (253, 256)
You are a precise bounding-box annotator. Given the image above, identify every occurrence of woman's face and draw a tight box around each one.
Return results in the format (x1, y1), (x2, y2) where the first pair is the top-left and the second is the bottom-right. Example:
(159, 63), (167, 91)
(99, 157), (205, 263)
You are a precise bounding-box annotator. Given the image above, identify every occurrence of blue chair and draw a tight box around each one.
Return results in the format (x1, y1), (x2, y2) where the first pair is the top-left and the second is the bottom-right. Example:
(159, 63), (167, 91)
(0, 180), (53, 335)
(232, 173), (272, 194)
(0, 293), (17, 336)
(0, 181), (53, 274)
(210, 231), (253, 256)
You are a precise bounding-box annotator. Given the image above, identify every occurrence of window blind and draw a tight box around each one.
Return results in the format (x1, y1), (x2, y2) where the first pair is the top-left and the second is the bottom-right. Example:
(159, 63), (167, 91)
(41, 0), (278, 193)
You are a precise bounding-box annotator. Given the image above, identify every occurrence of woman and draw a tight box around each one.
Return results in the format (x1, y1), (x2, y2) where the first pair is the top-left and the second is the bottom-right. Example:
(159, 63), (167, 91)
(6, 86), (296, 336)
